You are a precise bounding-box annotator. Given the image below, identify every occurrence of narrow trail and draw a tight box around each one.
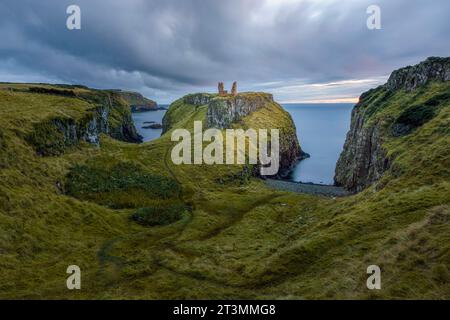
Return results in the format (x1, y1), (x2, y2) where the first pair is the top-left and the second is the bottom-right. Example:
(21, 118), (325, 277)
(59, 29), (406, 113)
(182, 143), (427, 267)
(196, 193), (282, 241)
(96, 144), (187, 277)
(95, 176), (282, 292)
(96, 142), (342, 293)
(163, 146), (181, 184)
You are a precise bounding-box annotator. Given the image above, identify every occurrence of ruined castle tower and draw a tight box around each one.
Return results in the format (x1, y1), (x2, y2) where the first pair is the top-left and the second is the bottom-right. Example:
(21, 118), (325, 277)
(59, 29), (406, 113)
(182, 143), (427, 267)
(218, 82), (228, 96)
(231, 81), (237, 96)
(218, 82), (237, 96)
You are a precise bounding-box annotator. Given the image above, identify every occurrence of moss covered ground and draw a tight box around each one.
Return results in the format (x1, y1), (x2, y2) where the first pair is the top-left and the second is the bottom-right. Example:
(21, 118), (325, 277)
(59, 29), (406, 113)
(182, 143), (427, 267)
(0, 83), (448, 299)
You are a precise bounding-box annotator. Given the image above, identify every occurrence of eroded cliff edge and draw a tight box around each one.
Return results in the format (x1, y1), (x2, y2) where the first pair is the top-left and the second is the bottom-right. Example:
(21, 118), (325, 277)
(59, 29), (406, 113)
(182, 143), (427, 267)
(4, 84), (144, 156)
(162, 92), (308, 177)
(335, 57), (450, 192)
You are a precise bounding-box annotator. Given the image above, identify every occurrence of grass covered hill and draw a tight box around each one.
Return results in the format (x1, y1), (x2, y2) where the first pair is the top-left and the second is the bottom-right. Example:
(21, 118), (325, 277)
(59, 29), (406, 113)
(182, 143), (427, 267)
(0, 58), (449, 300)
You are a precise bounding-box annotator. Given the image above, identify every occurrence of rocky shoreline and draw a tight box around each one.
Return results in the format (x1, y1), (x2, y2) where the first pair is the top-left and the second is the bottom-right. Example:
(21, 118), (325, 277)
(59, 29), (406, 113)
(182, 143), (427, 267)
(265, 179), (351, 197)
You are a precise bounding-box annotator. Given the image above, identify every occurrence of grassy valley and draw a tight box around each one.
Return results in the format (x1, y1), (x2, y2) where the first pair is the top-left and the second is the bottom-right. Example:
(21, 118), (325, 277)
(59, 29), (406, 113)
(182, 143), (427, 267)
(0, 74), (449, 299)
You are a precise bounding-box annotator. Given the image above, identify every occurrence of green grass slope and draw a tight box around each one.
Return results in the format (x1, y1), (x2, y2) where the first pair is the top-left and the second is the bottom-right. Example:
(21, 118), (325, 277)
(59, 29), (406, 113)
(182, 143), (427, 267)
(0, 82), (448, 299)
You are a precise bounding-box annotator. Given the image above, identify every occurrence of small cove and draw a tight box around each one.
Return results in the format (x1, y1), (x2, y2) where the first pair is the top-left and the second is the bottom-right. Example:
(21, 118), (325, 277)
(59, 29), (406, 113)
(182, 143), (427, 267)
(132, 103), (354, 186)
(131, 107), (168, 142)
(282, 103), (354, 185)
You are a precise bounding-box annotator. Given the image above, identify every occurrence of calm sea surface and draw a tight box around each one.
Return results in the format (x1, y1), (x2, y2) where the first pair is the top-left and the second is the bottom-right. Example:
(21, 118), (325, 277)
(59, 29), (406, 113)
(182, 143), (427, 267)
(131, 107), (168, 142)
(282, 103), (354, 185)
(132, 103), (354, 185)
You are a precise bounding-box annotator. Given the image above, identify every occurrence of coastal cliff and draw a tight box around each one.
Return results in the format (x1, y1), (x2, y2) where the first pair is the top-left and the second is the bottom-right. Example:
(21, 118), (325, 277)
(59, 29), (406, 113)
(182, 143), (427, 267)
(207, 92), (309, 177)
(335, 57), (450, 191)
(112, 90), (158, 112)
(386, 57), (450, 91)
(3, 85), (143, 156)
(206, 93), (275, 128)
(334, 97), (390, 192)
(162, 91), (308, 177)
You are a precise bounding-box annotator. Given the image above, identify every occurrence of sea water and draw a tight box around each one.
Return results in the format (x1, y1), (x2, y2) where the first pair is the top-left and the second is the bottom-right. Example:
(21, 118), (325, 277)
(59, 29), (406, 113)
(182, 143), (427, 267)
(282, 103), (354, 185)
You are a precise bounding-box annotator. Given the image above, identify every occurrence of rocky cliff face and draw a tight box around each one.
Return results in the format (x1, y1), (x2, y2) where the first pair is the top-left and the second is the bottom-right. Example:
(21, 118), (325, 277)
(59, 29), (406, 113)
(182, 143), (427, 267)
(335, 57), (450, 192)
(27, 90), (142, 156)
(278, 126), (308, 178)
(206, 93), (274, 128)
(76, 90), (142, 144)
(163, 91), (307, 178)
(386, 57), (450, 91)
(334, 104), (390, 192)
(206, 93), (308, 177)
(52, 105), (109, 147)
(184, 93), (214, 106)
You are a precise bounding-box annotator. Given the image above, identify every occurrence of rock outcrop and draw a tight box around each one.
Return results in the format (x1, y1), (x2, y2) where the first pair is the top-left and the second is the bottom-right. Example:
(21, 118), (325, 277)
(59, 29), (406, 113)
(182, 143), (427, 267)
(334, 104), (390, 192)
(55, 105), (110, 147)
(278, 127), (309, 178)
(335, 57), (450, 192)
(206, 93), (308, 177)
(80, 91), (142, 143)
(206, 93), (274, 129)
(27, 90), (142, 156)
(386, 57), (450, 91)
(143, 123), (163, 129)
(183, 93), (214, 106)
(168, 91), (307, 177)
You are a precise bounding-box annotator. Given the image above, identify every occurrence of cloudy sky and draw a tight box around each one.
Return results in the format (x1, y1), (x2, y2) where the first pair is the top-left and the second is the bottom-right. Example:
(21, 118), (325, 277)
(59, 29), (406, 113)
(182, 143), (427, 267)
(0, 0), (449, 104)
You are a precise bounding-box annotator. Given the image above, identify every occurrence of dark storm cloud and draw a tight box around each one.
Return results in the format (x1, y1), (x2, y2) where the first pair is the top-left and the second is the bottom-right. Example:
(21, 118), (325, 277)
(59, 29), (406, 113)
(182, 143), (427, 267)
(0, 0), (449, 103)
